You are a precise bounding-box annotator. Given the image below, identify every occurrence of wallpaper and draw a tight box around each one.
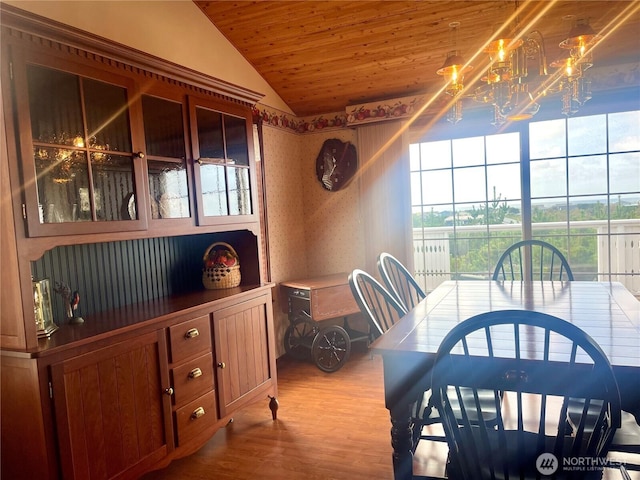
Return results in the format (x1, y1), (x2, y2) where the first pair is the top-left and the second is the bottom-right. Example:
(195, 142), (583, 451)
(261, 125), (365, 357)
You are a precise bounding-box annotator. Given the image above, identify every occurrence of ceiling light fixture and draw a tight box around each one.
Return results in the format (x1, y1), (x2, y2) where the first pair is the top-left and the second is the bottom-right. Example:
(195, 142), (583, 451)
(436, 22), (473, 124)
(440, 9), (601, 126)
(552, 16), (601, 116)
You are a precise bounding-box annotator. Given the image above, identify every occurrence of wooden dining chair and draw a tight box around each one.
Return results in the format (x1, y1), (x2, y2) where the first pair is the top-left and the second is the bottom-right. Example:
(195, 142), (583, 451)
(431, 310), (622, 480)
(493, 239), (575, 281)
(349, 269), (501, 458)
(349, 269), (446, 449)
(348, 268), (407, 339)
(377, 252), (426, 311)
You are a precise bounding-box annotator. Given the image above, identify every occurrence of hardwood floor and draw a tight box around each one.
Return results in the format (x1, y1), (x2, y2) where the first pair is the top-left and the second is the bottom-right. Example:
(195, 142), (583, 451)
(142, 348), (639, 480)
(142, 348), (399, 480)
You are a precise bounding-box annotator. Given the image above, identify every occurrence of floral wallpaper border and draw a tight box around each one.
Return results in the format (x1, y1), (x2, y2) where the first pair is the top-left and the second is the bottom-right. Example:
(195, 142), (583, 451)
(253, 62), (639, 133)
(252, 105), (348, 134)
(251, 96), (429, 134)
(252, 95), (428, 134)
(345, 95), (427, 126)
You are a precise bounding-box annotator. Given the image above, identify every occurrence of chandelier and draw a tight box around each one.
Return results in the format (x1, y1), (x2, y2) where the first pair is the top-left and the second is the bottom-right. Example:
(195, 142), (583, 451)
(438, 15), (601, 126)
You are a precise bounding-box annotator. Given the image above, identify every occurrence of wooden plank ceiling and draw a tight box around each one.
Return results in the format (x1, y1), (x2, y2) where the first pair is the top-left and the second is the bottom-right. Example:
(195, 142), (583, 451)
(195, 1), (640, 117)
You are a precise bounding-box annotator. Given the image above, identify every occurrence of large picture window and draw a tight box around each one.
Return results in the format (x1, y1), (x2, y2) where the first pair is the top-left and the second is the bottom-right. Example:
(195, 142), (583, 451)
(410, 110), (640, 295)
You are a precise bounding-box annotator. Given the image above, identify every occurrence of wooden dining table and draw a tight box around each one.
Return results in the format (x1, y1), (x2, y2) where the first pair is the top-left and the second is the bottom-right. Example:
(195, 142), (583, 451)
(370, 280), (640, 480)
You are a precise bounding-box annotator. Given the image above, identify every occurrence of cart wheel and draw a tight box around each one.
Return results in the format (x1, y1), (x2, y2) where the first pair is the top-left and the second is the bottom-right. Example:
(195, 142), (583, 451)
(311, 325), (351, 373)
(284, 317), (318, 360)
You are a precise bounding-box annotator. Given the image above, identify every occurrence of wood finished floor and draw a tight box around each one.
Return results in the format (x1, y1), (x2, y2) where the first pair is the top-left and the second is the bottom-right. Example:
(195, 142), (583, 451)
(141, 348), (398, 480)
(141, 348), (640, 480)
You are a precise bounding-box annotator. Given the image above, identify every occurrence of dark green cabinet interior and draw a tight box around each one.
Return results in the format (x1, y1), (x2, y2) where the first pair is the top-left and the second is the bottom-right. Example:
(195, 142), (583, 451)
(31, 230), (260, 321)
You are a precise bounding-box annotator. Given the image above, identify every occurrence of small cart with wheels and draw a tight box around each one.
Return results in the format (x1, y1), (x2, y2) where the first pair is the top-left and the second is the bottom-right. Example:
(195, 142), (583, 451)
(280, 273), (368, 372)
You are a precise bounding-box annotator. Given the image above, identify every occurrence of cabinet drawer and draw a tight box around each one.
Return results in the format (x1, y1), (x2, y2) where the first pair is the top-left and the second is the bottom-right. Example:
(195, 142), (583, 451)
(171, 352), (214, 407)
(175, 390), (217, 446)
(169, 315), (211, 363)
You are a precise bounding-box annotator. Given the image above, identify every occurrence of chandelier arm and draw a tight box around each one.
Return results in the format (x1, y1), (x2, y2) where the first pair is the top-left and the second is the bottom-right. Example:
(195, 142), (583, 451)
(526, 30), (548, 76)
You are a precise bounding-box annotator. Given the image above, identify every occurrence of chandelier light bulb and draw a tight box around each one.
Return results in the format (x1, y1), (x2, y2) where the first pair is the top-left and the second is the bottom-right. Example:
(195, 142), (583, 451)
(578, 37), (587, 57)
(565, 58), (574, 77)
(451, 66), (459, 85)
(498, 39), (507, 62)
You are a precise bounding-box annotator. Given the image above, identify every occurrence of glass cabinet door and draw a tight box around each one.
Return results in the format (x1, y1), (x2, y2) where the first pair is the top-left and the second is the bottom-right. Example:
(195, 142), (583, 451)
(14, 54), (146, 237)
(142, 94), (191, 221)
(189, 97), (255, 226)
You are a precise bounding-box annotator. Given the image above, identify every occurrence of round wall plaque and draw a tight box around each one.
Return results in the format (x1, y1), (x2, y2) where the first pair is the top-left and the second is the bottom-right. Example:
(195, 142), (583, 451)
(315, 138), (357, 191)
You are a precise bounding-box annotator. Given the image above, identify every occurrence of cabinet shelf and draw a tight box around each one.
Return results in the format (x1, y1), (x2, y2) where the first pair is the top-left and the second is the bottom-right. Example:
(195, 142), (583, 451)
(11, 284), (272, 359)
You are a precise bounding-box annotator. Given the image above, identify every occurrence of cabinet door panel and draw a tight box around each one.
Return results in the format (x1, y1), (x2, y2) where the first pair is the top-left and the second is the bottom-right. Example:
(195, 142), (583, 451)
(227, 166), (251, 215)
(188, 96), (257, 227)
(223, 115), (249, 166)
(51, 331), (170, 480)
(200, 164), (228, 216)
(83, 77), (132, 152)
(27, 65), (83, 141)
(11, 48), (148, 237)
(195, 107), (224, 160)
(142, 94), (192, 222)
(213, 294), (274, 417)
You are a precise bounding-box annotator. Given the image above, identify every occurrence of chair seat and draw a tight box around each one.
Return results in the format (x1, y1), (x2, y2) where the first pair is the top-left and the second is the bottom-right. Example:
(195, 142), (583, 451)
(568, 399), (640, 454)
(447, 429), (608, 480)
(612, 412), (640, 454)
(423, 387), (500, 425)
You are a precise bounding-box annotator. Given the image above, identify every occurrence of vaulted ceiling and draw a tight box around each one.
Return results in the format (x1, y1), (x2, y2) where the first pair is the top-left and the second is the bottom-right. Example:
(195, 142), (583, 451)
(196, 1), (640, 117)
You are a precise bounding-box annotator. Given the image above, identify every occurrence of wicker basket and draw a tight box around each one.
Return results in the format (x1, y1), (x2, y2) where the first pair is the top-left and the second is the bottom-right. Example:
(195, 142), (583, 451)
(202, 242), (241, 289)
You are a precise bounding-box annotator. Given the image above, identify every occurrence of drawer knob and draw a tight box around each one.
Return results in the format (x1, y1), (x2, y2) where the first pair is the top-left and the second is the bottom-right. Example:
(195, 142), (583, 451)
(191, 406), (205, 420)
(163, 387), (174, 396)
(217, 362), (226, 369)
(185, 328), (199, 339)
(188, 367), (203, 379)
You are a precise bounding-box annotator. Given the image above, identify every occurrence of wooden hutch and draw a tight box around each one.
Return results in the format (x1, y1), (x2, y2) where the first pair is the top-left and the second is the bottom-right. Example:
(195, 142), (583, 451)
(0, 5), (277, 480)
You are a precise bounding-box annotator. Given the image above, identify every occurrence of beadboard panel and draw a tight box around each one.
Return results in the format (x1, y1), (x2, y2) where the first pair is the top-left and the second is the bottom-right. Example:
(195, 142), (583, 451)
(31, 231), (258, 322)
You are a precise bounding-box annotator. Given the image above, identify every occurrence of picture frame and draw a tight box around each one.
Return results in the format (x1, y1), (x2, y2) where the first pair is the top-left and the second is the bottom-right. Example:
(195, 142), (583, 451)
(33, 278), (58, 338)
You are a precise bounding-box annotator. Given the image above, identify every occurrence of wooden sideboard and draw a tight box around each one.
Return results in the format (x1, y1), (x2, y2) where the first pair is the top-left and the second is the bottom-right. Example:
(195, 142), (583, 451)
(2, 285), (278, 480)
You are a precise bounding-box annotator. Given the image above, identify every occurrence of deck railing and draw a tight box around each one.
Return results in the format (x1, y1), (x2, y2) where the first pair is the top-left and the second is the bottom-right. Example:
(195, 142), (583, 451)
(412, 219), (640, 295)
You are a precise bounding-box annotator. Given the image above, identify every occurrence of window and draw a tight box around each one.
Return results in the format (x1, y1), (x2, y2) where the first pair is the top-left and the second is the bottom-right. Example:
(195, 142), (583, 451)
(410, 110), (640, 295)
